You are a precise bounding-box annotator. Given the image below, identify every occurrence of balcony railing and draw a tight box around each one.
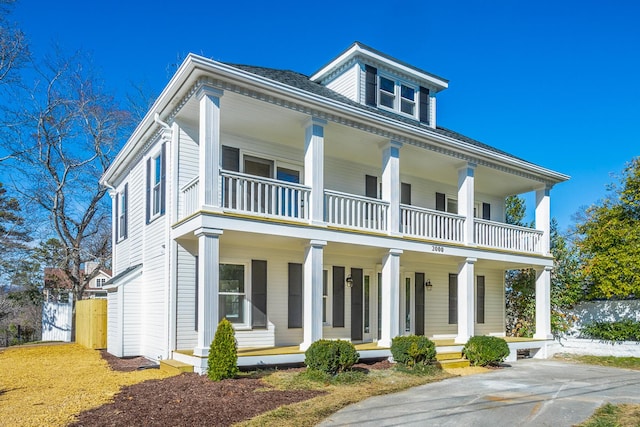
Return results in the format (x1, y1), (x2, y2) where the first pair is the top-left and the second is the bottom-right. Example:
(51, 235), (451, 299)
(178, 174), (545, 255)
(474, 219), (543, 253)
(400, 204), (465, 243)
(221, 170), (310, 221)
(325, 190), (389, 232)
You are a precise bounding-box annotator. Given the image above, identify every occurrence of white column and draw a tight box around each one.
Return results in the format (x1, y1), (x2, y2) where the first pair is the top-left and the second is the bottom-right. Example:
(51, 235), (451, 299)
(381, 140), (402, 235)
(455, 257), (476, 344)
(197, 86), (223, 211)
(534, 266), (553, 340)
(458, 163), (476, 245)
(194, 227), (223, 357)
(379, 248), (402, 347)
(304, 117), (326, 225)
(300, 239), (326, 350)
(536, 186), (551, 255)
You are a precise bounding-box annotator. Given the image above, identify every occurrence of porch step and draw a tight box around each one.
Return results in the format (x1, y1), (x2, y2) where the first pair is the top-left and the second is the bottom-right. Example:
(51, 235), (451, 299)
(160, 359), (193, 374)
(436, 358), (470, 369)
(436, 351), (463, 361)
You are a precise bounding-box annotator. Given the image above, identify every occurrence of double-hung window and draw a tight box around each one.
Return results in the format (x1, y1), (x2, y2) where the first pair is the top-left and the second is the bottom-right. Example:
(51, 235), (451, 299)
(146, 142), (166, 223)
(378, 75), (418, 118)
(116, 183), (128, 241)
(96, 278), (106, 288)
(152, 154), (162, 216)
(219, 263), (248, 326)
(379, 76), (395, 109)
(400, 85), (416, 115)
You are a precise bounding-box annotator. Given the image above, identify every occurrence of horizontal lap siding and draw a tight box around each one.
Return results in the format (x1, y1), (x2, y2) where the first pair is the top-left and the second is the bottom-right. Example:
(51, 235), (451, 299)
(474, 269), (505, 335)
(122, 277), (142, 356)
(223, 134), (304, 164)
(325, 157), (379, 196)
(324, 64), (358, 101)
(177, 122), (199, 216)
(114, 162), (144, 274)
(107, 292), (121, 356)
(421, 263), (459, 337)
(176, 244), (197, 350)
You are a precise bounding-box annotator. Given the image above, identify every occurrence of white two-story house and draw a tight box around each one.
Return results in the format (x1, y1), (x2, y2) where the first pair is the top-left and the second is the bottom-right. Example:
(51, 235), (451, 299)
(101, 42), (568, 372)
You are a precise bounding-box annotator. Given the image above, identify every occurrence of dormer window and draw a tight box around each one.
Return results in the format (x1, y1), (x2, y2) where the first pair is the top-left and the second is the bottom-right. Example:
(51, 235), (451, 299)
(377, 74), (418, 119)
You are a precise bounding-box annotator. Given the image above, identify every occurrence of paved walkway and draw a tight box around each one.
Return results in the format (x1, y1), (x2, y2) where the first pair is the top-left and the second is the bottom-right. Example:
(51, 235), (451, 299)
(319, 359), (640, 426)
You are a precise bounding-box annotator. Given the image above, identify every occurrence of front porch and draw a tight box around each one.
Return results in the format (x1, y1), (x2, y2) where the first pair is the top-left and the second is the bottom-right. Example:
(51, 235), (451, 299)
(172, 337), (553, 373)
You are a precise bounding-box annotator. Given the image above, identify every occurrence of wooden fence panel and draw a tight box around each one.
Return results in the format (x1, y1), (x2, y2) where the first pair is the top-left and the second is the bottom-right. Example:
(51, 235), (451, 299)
(75, 299), (107, 349)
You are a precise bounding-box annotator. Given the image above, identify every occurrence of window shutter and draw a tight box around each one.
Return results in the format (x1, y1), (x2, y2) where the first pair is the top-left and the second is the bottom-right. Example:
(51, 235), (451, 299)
(222, 145), (240, 172)
(160, 142), (166, 215)
(365, 175), (378, 199)
(288, 263), (303, 328)
(332, 266), (345, 327)
(145, 158), (151, 224)
(477, 275), (485, 324)
(365, 65), (377, 106)
(123, 184), (128, 239)
(419, 86), (430, 124)
(448, 273), (457, 324)
(252, 260), (268, 328)
(482, 203), (491, 220)
(415, 272), (425, 336)
(115, 191), (119, 240)
(401, 183), (412, 205)
(436, 192), (446, 212)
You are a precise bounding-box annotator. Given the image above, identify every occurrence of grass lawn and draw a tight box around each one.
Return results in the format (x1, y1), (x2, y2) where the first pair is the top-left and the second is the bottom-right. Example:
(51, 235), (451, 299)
(556, 353), (640, 427)
(0, 343), (175, 426)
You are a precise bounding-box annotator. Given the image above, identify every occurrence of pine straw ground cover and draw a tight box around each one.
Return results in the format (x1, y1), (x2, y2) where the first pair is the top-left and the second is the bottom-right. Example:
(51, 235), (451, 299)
(0, 343), (175, 427)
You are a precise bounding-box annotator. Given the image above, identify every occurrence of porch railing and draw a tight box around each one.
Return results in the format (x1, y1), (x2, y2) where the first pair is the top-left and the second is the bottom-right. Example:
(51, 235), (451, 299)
(474, 219), (543, 253)
(325, 190), (389, 232)
(400, 204), (465, 243)
(180, 176), (199, 219)
(221, 170), (310, 221)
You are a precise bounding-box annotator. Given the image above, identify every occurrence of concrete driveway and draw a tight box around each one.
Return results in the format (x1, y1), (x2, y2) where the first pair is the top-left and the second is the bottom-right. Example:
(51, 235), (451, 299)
(319, 359), (640, 426)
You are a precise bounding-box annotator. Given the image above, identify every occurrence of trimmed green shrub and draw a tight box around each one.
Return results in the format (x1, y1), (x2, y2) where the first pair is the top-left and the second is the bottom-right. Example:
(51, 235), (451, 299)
(580, 320), (640, 342)
(462, 336), (510, 367)
(304, 339), (359, 375)
(207, 318), (239, 381)
(390, 335), (437, 367)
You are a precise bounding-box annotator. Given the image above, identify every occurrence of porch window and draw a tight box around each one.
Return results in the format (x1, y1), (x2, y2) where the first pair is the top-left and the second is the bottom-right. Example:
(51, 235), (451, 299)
(322, 269), (330, 324)
(405, 277), (411, 332)
(476, 275), (485, 324)
(219, 264), (247, 325)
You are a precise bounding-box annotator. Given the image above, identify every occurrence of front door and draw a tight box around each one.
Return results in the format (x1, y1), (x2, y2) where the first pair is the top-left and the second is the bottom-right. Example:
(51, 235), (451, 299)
(350, 268), (363, 341)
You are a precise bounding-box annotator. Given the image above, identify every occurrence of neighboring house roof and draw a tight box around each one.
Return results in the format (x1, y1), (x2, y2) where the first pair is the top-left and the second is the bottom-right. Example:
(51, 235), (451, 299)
(44, 267), (112, 291)
(228, 64), (533, 166)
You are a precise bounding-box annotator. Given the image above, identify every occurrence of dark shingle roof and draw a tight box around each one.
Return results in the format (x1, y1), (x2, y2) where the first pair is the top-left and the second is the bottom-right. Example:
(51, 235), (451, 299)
(226, 64), (530, 165)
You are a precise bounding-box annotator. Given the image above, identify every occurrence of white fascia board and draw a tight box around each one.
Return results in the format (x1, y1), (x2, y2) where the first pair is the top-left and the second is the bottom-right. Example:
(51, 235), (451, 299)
(310, 43), (449, 91)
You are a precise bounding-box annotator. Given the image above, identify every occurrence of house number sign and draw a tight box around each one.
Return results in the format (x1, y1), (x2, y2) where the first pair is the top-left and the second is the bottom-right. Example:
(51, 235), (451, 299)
(432, 245), (445, 253)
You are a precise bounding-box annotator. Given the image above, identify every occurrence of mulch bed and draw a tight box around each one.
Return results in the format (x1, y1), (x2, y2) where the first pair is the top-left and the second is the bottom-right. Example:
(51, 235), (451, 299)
(71, 352), (389, 426)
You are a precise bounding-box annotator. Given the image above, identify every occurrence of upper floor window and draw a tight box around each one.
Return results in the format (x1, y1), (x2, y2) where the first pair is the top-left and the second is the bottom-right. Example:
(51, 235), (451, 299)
(117, 184), (128, 241)
(146, 143), (166, 223)
(96, 278), (106, 288)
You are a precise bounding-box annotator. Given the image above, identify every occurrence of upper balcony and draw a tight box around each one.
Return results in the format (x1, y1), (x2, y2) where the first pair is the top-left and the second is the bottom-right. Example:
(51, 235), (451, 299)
(178, 171), (544, 255)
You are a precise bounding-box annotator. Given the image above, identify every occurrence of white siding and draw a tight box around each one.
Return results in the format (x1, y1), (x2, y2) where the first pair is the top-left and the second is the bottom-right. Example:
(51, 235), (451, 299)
(474, 269), (506, 336)
(122, 277), (142, 356)
(177, 120), (199, 217)
(106, 290), (121, 356)
(324, 63), (359, 102)
(176, 243), (197, 350)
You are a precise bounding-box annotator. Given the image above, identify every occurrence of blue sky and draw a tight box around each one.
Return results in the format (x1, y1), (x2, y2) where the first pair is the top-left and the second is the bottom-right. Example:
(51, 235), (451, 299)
(12, 0), (639, 233)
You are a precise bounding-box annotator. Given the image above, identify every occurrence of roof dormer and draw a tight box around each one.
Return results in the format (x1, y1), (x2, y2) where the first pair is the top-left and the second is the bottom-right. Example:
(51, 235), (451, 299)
(310, 42), (448, 128)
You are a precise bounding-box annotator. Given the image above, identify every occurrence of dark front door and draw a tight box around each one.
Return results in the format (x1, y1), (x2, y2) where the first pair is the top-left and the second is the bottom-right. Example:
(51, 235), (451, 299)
(350, 268), (363, 341)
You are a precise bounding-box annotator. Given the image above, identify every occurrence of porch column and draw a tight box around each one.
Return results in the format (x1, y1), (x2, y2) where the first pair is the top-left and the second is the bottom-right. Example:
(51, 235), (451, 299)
(455, 257), (476, 344)
(197, 86), (224, 211)
(382, 140), (402, 235)
(379, 248), (402, 347)
(300, 239), (326, 350)
(534, 266), (553, 340)
(458, 163), (476, 245)
(304, 117), (326, 225)
(194, 227), (223, 357)
(535, 186), (551, 256)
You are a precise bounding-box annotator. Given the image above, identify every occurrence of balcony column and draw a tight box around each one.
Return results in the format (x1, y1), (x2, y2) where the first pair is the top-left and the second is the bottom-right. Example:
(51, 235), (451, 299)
(197, 86), (224, 211)
(382, 140), (402, 235)
(535, 186), (552, 255)
(300, 239), (327, 351)
(379, 248), (403, 347)
(194, 227), (223, 357)
(534, 266), (553, 340)
(458, 163), (476, 245)
(305, 117), (326, 225)
(455, 257), (476, 344)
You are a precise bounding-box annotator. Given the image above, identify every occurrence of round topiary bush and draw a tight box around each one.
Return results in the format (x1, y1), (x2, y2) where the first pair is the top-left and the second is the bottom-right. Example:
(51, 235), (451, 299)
(304, 339), (359, 375)
(390, 335), (437, 367)
(462, 336), (509, 367)
(207, 318), (239, 381)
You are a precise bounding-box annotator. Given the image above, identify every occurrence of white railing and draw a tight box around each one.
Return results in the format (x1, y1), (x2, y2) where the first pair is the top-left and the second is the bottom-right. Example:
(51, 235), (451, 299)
(221, 170), (310, 221)
(475, 219), (543, 253)
(325, 190), (389, 232)
(180, 176), (200, 219)
(400, 204), (465, 243)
